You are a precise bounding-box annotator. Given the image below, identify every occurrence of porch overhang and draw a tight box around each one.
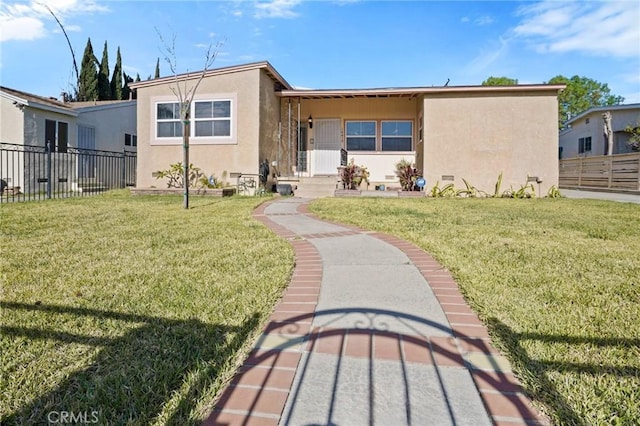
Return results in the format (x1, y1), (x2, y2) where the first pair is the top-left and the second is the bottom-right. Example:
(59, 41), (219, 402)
(278, 84), (566, 100)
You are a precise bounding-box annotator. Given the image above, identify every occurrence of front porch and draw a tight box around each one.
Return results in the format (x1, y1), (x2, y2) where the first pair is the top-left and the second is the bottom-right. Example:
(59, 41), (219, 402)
(277, 90), (422, 188)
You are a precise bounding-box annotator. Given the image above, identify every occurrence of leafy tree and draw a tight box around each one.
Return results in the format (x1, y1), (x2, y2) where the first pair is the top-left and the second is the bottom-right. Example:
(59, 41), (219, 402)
(97, 41), (111, 100)
(110, 47), (123, 100)
(623, 121), (640, 151)
(548, 75), (624, 128)
(78, 38), (99, 101)
(482, 76), (518, 86)
(155, 58), (160, 79)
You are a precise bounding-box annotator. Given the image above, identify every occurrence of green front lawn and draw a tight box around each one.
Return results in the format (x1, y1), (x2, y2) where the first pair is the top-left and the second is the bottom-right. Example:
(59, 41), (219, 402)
(310, 197), (639, 425)
(1, 191), (293, 425)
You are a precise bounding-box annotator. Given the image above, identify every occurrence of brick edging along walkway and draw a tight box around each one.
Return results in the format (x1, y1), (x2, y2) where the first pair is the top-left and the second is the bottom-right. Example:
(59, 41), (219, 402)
(203, 199), (548, 426)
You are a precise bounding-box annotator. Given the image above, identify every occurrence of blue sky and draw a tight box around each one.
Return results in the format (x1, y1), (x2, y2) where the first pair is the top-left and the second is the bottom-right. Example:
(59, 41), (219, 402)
(1, 0), (639, 103)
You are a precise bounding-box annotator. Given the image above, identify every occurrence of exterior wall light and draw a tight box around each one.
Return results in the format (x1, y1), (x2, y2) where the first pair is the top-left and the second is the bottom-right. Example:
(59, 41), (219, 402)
(308, 115), (313, 129)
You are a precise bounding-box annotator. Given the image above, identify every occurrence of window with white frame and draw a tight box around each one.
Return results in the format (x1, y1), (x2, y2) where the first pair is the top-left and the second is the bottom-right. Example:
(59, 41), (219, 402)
(346, 121), (376, 151)
(381, 121), (412, 151)
(193, 100), (231, 137)
(157, 103), (183, 138)
(156, 99), (232, 139)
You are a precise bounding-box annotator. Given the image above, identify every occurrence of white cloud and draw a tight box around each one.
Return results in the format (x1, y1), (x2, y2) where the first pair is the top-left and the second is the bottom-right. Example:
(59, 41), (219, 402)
(1, 0), (108, 42)
(514, 1), (640, 58)
(461, 16), (470, 23)
(0, 15), (44, 41)
(254, 0), (301, 19)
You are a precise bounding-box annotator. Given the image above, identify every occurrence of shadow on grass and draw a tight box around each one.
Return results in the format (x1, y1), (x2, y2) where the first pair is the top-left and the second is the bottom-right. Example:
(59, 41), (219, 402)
(488, 318), (640, 425)
(1, 301), (260, 425)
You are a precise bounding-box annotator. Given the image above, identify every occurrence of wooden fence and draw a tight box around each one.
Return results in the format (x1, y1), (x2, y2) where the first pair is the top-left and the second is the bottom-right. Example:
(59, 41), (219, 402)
(559, 152), (640, 192)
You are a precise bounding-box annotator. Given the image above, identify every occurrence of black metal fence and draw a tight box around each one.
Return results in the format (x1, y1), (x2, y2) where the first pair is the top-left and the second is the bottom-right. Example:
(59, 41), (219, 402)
(1, 142), (136, 203)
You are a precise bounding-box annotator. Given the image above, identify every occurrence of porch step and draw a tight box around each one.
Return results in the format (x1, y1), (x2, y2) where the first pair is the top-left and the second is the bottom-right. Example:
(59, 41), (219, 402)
(294, 176), (340, 198)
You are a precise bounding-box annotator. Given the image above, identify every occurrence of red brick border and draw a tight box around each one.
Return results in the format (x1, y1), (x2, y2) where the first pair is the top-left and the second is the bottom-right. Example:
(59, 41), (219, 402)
(204, 199), (549, 426)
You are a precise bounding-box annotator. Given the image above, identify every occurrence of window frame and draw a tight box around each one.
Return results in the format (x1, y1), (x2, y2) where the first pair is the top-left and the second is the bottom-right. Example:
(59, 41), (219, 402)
(151, 93), (237, 146)
(124, 133), (137, 147)
(192, 99), (232, 138)
(345, 120), (377, 151)
(381, 120), (413, 152)
(344, 119), (414, 152)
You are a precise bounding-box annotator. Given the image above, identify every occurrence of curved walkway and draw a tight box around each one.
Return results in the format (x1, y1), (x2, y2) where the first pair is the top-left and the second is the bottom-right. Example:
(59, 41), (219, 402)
(203, 198), (548, 426)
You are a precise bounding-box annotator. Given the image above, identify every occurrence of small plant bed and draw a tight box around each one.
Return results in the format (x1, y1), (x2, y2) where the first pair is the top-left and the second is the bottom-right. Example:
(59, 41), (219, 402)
(309, 197), (640, 425)
(1, 190), (293, 424)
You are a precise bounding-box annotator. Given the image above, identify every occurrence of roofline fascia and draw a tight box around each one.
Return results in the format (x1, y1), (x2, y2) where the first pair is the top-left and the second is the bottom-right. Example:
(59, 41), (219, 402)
(2, 89), (78, 117)
(278, 84), (566, 98)
(71, 100), (137, 112)
(129, 61), (292, 90)
(564, 103), (640, 126)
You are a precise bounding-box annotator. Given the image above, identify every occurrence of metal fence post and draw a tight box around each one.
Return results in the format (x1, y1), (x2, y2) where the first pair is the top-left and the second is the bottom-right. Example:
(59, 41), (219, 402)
(46, 140), (52, 199)
(121, 149), (126, 188)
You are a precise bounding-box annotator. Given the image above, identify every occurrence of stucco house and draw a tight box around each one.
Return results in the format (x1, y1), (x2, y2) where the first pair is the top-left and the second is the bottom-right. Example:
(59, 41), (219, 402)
(559, 104), (640, 159)
(130, 61), (564, 195)
(0, 86), (136, 194)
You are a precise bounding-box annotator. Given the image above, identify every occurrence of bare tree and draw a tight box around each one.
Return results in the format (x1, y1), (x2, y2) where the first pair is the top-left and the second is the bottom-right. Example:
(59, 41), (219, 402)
(603, 111), (613, 156)
(156, 30), (223, 209)
(41, 3), (79, 99)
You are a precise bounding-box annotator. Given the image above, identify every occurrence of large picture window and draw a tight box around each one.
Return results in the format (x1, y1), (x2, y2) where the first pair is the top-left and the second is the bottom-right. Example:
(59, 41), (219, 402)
(346, 121), (376, 151)
(381, 121), (412, 151)
(156, 99), (232, 139)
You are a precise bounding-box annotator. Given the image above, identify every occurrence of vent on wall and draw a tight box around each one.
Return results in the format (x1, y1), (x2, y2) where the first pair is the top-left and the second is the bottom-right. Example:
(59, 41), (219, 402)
(442, 175), (454, 181)
(385, 175), (395, 180)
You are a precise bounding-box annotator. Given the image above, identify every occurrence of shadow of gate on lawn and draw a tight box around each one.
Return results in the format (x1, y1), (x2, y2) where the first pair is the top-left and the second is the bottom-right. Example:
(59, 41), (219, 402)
(1, 301), (260, 425)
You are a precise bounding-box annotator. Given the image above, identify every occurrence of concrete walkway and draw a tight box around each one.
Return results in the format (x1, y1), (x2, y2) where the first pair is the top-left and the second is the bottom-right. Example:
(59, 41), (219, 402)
(203, 198), (547, 426)
(561, 189), (640, 204)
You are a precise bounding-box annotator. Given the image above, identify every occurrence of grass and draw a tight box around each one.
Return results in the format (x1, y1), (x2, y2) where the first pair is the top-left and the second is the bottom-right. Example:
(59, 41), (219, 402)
(0, 190), (293, 425)
(309, 197), (640, 426)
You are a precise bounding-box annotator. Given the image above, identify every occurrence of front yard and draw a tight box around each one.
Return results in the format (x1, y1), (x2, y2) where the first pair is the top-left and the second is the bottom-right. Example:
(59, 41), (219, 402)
(2, 191), (638, 425)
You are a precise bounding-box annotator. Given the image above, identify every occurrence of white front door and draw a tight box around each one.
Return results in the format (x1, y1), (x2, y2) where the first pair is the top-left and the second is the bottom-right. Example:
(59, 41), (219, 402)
(313, 118), (341, 175)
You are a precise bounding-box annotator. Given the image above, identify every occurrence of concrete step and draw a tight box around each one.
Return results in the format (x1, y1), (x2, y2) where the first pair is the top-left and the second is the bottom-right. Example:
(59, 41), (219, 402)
(294, 176), (340, 198)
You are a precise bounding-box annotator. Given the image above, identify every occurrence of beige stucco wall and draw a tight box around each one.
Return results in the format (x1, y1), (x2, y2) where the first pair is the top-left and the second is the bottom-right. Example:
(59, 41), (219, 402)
(559, 107), (640, 158)
(422, 91), (559, 195)
(1, 96), (25, 145)
(76, 103), (137, 152)
(258, 70), (282, 185)
(136, 68), (265, 188)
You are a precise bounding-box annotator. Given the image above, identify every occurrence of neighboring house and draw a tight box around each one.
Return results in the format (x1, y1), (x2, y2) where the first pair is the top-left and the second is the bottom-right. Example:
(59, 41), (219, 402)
(0, 86), (136, 193)
(559, 104), (640, 159)
(131, 61), (564, 195)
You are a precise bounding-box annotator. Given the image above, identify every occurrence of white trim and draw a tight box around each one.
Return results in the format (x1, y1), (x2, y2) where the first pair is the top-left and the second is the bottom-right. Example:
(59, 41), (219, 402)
(150, 93), (238, 146)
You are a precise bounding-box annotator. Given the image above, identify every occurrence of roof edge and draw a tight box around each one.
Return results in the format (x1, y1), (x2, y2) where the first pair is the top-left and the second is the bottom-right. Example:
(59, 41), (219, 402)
(129, 61), (292, 90)
(279, 84), (566, 98)
(564, 103), (640, 125)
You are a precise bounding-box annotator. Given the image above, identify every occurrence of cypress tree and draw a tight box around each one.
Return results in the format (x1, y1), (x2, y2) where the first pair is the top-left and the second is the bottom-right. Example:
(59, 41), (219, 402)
(110, 47), (123, 100)
(97, 41), (111, 100)
(78, 38), (99, 101)
(155, 58), (160, 79)
(123, 72), (134, 100)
